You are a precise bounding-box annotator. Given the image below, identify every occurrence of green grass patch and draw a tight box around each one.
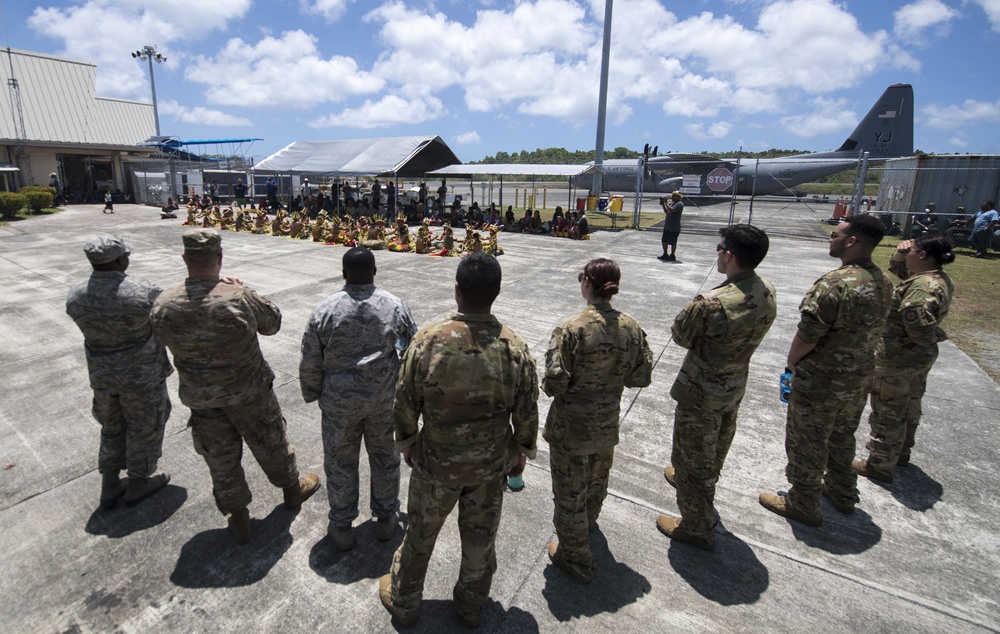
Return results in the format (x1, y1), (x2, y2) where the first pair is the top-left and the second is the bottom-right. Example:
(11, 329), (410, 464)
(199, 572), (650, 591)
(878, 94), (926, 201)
(0, 206), (62, 226)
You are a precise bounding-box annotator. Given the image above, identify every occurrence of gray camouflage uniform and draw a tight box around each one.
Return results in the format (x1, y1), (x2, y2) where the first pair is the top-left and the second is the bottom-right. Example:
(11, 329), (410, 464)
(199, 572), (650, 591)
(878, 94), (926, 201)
(543, 303), (652, 581)
(66, 263), (173, 479)
(150, 274), (299, 514)
(300, 283), (417, 528)
(786, 258), (892, 516)
(670, 271), (776, 541)
(865, 258), (953, 473)
(389, 312), (539, 621)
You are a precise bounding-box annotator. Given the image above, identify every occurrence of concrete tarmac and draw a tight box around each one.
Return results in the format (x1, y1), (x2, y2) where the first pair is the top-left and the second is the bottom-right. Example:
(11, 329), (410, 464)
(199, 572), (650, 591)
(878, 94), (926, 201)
(2, 205), (998, 633)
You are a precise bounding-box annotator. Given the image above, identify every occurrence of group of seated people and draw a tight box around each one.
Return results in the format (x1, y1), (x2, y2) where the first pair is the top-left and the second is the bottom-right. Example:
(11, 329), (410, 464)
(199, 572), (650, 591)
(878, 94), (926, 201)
(507, 206), (590, 239)
(178, 201), (504, 257)
(169, 190), (590, 240)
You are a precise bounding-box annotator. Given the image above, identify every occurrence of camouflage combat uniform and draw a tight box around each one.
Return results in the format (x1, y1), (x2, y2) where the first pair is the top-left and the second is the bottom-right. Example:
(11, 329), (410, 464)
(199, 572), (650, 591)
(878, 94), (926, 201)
(865, 259), (953, 474)
(389, 313), (538, 621)
(786, 258), (892, 516)
(670, 271), (777, 541)
(300, 283), (417, 528)
(543, 303), (652, 580)
(66, 269), (173, 478)
(150, 276), (299, 514)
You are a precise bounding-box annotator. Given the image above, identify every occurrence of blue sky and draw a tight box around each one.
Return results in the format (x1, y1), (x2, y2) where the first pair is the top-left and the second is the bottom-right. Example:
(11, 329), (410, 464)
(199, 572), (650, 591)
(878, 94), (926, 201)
(4, 0), (1000, 163)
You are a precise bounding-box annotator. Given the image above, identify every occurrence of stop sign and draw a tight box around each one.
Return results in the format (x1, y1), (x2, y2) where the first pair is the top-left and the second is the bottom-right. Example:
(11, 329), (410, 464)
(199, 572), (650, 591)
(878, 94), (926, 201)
(706, 167), (733, 192)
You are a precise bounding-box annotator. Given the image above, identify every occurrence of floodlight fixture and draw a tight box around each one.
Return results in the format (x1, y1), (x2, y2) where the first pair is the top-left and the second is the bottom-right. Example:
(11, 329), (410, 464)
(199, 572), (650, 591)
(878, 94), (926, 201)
(131, 45), (166, 135)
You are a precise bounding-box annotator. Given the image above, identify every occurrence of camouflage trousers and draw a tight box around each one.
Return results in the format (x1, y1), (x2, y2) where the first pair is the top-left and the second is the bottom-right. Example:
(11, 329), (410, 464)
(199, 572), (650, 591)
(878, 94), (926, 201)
(785, 375), (869, 515)
(389, 469), (503, 620)
(865, 351), (936, 472)
(549, 446), (614, 581)
(320, 400), (400, 527)
(91, 381), (171, 478)
(671, 402), (740, 540)
(189, 388), (298, 514)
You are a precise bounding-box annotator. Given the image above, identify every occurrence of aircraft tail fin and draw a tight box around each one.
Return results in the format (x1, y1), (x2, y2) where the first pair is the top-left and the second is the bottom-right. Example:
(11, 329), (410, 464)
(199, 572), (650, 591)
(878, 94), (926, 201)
(834, 83), (913, 158)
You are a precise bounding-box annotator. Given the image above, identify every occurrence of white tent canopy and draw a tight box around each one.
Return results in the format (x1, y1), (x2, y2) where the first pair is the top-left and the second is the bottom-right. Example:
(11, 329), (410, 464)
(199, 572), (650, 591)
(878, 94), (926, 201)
(251, 136), (460, 178)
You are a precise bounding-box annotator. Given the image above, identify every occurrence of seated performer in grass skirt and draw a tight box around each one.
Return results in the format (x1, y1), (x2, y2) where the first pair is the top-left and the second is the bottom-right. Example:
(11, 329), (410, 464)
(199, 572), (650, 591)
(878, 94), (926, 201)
(429, 225), (458, 257)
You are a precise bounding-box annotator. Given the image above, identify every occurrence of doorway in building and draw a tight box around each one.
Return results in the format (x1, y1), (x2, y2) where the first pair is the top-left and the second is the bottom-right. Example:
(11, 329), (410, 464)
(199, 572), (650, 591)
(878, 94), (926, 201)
(58, 155), (115, 203)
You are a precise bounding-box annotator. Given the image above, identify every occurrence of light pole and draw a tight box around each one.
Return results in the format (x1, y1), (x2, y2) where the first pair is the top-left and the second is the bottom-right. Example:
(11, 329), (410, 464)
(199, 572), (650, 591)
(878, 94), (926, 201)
(131, 45), (166, 136)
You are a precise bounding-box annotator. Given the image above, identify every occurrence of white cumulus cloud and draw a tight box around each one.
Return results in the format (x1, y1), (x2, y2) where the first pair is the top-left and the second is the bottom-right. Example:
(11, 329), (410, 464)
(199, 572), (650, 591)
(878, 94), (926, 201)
(893, 0), (960, 40)
(301, 0), (353, 22)
(455, 131), (482, 144)
(27, 0), (251, 99)
(969, 0), (1000, 32)
(779, 97), (858, 137)
(185, 30), (384, 108)
(923, 99), (1000, 128)
(309, 95), (446, 128)
(684, 121), (733, 140)
(159, 100), (253, 127)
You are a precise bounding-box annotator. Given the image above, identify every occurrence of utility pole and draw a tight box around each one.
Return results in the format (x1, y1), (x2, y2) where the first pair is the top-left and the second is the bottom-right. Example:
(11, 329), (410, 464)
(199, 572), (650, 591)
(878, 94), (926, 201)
(131, 45), (166, 136)
(591, 0), (613, 196)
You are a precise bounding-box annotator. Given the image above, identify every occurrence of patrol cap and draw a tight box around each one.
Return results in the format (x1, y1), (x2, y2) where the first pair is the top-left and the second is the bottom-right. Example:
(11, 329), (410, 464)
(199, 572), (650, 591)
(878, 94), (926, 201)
(83, 234), (131, 264)
(182, 228), (222, 254)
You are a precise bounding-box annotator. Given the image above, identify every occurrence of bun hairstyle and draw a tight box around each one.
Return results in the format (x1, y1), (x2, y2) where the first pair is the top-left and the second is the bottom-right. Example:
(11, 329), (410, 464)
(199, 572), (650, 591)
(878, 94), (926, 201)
(583, 258), (621, 298)
(914, 233), (956, 266)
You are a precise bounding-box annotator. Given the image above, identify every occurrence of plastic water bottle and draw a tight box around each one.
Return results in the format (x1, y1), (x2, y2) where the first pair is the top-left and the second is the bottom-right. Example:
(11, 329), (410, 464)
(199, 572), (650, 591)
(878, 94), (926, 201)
(506, 474), (524, 492)
(779, 368), (793, 404)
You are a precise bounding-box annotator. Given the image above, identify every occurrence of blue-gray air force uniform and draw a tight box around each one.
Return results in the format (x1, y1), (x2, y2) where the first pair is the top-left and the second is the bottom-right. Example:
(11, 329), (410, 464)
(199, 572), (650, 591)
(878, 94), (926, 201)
(786, 258), (892, 517)
(543, 303), (652, 581)
(66, 270), (173, 478)
(670, 271), (777, 541)
(865, 258), (953, 475)
(389, 312), (539, 621)
(300, 283), (417, 527)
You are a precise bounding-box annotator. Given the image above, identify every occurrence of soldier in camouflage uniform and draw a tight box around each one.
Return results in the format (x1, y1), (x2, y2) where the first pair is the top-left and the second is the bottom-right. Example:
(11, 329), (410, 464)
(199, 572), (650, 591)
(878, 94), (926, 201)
(66, 234), (173, 508)
(379, 253), (538, 628)
(854, 234), (955, 482)
(543, 258), (652, 581)
(150, 229), (320, 544)
(300, 246), (417, 550)
(658, 225), (777, 551)
(761, 215), (892, 526)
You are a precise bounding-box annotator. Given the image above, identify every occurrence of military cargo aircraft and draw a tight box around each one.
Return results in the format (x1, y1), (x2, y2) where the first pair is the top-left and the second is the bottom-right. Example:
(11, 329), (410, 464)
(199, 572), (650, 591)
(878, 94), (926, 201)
(576, 83), (914, 196)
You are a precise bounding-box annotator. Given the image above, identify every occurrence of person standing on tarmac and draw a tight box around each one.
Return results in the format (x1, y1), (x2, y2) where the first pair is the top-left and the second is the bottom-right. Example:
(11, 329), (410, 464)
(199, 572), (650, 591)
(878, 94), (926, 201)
(657, 225), (777, 551)
(300, 246), (417, 551)
(150, 228), (320, 545)
(543, 258), (652, 582)
(66, 234), (173, 509)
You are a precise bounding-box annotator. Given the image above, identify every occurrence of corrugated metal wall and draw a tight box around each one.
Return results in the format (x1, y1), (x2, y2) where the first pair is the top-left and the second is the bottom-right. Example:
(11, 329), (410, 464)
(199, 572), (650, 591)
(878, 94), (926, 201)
(0, 48), (154, 145)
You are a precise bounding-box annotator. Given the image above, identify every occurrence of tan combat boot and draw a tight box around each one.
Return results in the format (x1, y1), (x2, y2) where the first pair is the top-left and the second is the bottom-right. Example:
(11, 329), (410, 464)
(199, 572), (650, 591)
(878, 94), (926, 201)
(852, 458), (893, 483)
(546, 540), (592, 584)
(124, 472), (170, 507)
(758, 492), (822, 527)
(283, 473), (321, 509)
(228, 507), (251, 545)
(656, 515), (716, 551)
(663, 465), (677, 488)
(99, 471), (126, 509)
(379, 574), (417, 627)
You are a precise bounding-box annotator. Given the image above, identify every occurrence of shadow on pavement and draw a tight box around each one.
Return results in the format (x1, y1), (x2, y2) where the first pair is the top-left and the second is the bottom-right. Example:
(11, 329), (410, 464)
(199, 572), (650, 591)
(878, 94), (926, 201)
(169, 504), (297, 588)
(541, 530), (651, 621)
(667, 528), (769, 605)
(790, 506), (882, 554)
(309, 518), (404, 584)
(383, 599), (539, 633)
(874, 464), (944, 512)
(84, 484), (187, 538)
